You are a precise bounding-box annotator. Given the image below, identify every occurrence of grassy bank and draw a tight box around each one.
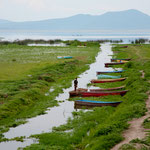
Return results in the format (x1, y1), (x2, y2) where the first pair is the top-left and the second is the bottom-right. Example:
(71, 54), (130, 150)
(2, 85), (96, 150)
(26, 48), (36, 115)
(0, 42), (99, 142)
(24, 44), (150, 150)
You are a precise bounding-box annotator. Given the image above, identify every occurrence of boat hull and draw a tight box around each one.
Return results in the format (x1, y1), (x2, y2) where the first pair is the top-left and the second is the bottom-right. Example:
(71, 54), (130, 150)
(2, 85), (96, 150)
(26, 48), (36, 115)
(91, 77), (126, 83)
(69, 88), (88, 97)
(74, 100), (122, 109)
(81, 90), (128, 97)
(96, 70), (124, 74)
(97, 74), (121, 79)
(111, 58), (131, 62)
(105, 62), (125, 67)
(120, 46), (128, 48)
(90, 86), (125, 92)
(57, 56), (73, 59)
(70, 90), (128, 97)
(69, 86), (125, 97)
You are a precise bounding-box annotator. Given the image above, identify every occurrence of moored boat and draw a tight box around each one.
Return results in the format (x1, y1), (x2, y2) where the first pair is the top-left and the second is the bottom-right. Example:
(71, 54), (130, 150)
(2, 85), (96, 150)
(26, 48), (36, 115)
(69, 86), (125, 97)
(74, 100), (122, 109)
(91, 77), (126, 83)
(105, 62), (125, 67)
(118, 60), (129, 63)
(69, 88), (88, 97)
(111, 58), (131, 62)
(63, 56), (73, 59)
(97, 74), (121, 79)
(90, 86), (125, 92)
(120, 46), (128, 48)
(81, 90), (128, 97)
(57, 56), (73, 59)
(97, 70), (125, 75)
(70, 90), (128, 97)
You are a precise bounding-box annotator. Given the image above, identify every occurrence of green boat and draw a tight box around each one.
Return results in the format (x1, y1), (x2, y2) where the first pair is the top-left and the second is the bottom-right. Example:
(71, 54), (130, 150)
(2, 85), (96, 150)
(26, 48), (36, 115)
(97, 74), (121, 79)
(57, 56), (73, 59)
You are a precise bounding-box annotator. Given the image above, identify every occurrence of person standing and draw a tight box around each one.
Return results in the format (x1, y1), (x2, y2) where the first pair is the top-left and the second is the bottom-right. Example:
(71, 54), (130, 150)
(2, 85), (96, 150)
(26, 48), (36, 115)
(74, 78), (78, 91)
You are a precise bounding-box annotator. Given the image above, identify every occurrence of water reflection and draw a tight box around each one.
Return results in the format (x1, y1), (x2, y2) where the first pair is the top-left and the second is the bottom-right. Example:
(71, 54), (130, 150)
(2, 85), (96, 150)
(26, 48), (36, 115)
(28, 43), (66, 47)
(0, 138), (37, 150)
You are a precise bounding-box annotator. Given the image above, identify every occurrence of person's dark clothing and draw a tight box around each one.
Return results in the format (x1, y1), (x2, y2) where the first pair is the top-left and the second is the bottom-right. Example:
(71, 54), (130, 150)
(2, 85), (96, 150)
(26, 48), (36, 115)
(74, 79), (78, 91)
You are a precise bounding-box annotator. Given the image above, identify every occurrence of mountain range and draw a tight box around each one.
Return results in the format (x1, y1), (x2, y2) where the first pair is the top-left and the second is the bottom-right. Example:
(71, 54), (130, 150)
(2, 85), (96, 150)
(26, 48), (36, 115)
(0, 9), (150, 30)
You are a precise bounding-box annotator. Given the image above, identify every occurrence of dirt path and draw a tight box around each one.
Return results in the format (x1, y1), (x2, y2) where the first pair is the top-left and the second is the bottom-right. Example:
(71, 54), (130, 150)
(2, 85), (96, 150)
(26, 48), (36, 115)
(111, 71), (150, 150)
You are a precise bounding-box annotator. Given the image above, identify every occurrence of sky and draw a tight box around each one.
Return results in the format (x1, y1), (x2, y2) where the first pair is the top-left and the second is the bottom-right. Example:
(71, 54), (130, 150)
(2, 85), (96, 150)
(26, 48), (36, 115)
(0, 0), (150, 22)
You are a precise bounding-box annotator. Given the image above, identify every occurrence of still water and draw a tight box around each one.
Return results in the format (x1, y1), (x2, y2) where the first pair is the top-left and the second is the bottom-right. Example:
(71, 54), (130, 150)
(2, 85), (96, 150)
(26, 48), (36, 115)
(1, 30), (150, 42)
(0, 44), (114, 150)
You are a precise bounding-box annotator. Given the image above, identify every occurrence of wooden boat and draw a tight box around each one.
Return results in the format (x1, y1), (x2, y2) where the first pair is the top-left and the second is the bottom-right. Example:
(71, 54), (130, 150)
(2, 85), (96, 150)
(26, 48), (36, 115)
(81, 90), (128, 97)
(90, 86), (125, 92)
(97, 74), (121, 79)
(57, 56), (73, 59)
(70, 90), (128, 97)
(64, 56), (73, 59)
(97, 70), (124, 75)
(69, 88), (88, 97)
(69, 86), (125, 97)
(91, 77), (126, 83)
(120, 46), (128, 48)
(105, 62), (125, 67)
(74, 100), (122, 109)
(111, 58), (131, 62)
(117, 60), (129, 63)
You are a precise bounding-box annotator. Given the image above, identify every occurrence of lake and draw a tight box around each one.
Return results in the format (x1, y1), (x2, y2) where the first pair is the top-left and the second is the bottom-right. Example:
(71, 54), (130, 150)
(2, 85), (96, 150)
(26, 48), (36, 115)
(1, 30), (150, 42)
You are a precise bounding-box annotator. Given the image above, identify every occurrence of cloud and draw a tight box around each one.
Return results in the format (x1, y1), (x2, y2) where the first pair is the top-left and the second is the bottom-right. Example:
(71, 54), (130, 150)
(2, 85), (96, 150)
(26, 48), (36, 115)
(14, 0), (46, 10)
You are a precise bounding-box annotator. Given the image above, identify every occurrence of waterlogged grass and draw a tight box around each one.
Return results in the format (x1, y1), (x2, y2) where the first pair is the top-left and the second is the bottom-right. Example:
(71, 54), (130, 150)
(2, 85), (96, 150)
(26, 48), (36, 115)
(24, 44), (150, 150)
(0, 43), (98, 81)
(0, 42), (99, 142)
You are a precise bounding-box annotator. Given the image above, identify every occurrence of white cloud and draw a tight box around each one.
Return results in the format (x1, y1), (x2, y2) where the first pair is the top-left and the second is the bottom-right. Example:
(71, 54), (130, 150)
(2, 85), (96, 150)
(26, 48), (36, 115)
(14, 0), (46, 10)
(0, 0), (150, 21)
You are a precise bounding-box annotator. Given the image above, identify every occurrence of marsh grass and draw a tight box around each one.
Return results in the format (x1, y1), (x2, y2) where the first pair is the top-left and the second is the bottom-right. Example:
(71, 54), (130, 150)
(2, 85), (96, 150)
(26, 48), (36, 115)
(0, 42), (99, 142)
(23, 44), (150, 150)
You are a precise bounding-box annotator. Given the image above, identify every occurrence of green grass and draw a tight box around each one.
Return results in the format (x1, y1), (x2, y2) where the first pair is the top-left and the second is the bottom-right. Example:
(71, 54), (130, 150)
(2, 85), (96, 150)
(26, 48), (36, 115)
(2, 43), (150, 150)
(0, 42), (99, 142)
(0, 43), (98, 80)
(23, 44), (150, 150)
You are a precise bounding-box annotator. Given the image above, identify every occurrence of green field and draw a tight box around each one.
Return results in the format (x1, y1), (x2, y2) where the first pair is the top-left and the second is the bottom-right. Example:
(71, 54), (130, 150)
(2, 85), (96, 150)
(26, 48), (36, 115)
(0, 42), (100, 142)
(23, 44), (150, 150)
(1, 43), (150, 150)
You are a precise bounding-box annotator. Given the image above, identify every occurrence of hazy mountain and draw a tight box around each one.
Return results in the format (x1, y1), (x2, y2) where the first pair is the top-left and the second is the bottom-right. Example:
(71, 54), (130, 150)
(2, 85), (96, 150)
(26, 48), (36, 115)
(0, 9), (150, 30)
(0, 19), (12, 24)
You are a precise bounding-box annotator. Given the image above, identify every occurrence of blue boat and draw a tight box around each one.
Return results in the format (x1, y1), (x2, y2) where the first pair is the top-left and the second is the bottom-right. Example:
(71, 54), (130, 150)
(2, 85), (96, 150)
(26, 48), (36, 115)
(57, 56), (73, 59)
(97, 70), (125, 75)
(63, 56), (73, 59)
(75, 99), (122, 109)
(97, 74), (121, 79)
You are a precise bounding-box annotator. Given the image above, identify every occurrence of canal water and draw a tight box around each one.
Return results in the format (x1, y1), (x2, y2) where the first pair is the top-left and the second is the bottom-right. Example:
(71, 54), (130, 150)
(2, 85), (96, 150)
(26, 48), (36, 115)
(0, 44), (114, 150)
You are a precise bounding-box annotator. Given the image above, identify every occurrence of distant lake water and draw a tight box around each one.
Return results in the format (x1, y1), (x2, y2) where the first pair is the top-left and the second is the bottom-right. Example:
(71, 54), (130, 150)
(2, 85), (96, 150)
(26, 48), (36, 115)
(1, 30), (150, 42)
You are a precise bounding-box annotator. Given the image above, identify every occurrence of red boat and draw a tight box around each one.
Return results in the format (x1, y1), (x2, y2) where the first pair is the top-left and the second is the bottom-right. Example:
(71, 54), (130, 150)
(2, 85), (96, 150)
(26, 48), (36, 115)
(91, 77), (126, 83)
(81, 90), (128, 97)
(69, 88), (87, 97)
(69, 86), (125, 97)
(70, 90), (128, 97)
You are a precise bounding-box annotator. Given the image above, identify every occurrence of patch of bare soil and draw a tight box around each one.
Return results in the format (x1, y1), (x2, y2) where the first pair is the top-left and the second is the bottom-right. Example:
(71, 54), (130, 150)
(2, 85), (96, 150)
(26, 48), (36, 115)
(140, 70), (145, 78)
(111, 72), (150, 150)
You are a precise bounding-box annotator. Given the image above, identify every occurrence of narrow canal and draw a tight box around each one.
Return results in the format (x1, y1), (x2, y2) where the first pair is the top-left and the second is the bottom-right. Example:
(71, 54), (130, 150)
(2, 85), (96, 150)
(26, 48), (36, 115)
(0, 44), (114, 150)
